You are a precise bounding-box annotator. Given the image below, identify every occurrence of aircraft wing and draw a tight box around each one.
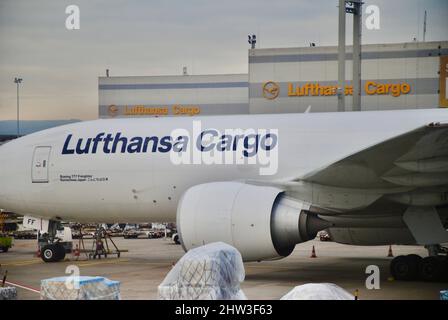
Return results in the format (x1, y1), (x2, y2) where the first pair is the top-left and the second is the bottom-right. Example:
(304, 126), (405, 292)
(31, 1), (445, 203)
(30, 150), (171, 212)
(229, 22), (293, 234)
(301, 122), (448, 190)
(248, 122), (448, 215)
(298, 121), (448, 245)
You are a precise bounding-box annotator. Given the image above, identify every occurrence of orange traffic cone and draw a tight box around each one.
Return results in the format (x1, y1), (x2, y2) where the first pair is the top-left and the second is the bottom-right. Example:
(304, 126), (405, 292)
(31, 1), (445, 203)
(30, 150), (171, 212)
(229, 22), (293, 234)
(387, 245), (394, 257)
(310, 245), (317, 258)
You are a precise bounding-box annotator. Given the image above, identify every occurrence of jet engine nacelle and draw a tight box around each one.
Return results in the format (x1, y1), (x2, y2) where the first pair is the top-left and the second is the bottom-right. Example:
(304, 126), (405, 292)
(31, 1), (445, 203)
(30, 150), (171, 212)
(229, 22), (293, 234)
(177, 182), (330, 261)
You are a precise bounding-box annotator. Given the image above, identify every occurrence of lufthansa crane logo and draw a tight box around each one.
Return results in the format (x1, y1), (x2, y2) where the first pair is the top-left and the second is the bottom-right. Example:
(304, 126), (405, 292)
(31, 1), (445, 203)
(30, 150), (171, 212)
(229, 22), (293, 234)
(108, 105), (118, 117)
(262, 81), (280, 100)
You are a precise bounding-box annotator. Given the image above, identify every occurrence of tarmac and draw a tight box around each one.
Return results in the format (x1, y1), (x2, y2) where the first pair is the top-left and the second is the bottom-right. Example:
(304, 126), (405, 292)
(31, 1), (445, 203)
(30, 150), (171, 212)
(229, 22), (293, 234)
(1, 237), (447, 300)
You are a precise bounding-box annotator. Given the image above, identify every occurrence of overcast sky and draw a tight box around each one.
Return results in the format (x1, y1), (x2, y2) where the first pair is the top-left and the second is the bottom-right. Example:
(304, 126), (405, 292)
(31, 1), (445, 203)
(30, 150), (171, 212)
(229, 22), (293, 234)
(0, 0), (447, 121)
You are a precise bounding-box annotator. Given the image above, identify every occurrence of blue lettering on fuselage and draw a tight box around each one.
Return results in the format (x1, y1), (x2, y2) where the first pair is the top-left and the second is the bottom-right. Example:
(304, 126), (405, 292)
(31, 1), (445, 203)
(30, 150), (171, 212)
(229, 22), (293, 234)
(61, 131), (278, 157)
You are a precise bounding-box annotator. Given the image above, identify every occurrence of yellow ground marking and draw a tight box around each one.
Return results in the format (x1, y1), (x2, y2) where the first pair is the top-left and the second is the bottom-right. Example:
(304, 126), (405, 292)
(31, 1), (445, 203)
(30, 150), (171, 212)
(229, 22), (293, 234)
(1, 258), (131, 267)
(0, 259), (42, 267)
(244, 264), (299, 271)
(119, 261), (173, 266)
(75, 258), (130, 267)
(2, 258), (296, 270)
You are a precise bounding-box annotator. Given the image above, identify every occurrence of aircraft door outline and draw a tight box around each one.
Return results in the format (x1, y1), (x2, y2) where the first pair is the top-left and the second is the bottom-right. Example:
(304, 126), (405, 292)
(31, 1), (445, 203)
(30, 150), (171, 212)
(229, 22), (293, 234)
(32, 146), (51, 183)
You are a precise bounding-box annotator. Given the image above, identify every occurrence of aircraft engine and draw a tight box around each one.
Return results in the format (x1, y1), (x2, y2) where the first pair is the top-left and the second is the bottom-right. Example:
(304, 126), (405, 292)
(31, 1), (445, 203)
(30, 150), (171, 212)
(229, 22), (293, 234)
(177, 182), (330, 261)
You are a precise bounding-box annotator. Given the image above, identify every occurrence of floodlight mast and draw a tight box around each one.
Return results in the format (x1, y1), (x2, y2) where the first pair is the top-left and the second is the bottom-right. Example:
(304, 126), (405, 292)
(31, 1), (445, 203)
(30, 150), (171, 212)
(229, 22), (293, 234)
(248, 34), (256, 49)
(337, 0), (346, 112)
(352, 0), (362, 111)
(338, 0), (363, 112)
(14, 77), (23, 138)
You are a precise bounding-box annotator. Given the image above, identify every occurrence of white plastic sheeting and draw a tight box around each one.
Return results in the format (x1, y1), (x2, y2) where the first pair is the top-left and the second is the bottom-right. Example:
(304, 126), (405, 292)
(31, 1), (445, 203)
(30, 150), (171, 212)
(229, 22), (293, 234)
(281, 283), (354, 300)
(40, 276), (120, 300)
(158, 242), (246, 300)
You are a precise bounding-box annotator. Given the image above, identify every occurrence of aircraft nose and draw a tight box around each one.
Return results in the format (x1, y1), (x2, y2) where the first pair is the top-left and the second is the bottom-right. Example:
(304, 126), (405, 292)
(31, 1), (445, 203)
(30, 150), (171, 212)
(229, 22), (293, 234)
(0, 142), (7, 174)
(0, 137), (47, 215)
(0, 143), (8, 207)
(0, 140), (22, 211)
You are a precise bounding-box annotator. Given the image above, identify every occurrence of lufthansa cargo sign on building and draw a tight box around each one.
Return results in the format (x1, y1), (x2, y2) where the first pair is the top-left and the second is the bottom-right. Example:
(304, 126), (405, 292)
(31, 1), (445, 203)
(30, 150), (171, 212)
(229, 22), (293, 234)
(98, 41), (447, 118)
(262, 81), (412, 98)
(250, 41), (448, 113)
(98, 74), (248, 118)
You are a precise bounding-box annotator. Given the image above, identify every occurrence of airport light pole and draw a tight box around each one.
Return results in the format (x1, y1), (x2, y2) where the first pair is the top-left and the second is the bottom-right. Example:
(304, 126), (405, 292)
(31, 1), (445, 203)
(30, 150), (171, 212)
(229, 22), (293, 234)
(351, 0), (362, 111)
(14, 77), (23, 138)
(337, 0), (346, 112)
(338, 1), (363, 112)
(248, 34), (256, 49)
(423, 10), (427, 42)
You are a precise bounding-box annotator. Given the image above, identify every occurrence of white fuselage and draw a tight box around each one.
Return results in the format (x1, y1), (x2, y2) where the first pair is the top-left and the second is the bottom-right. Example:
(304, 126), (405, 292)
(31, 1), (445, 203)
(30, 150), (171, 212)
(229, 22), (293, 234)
(1, 109), (447, 222)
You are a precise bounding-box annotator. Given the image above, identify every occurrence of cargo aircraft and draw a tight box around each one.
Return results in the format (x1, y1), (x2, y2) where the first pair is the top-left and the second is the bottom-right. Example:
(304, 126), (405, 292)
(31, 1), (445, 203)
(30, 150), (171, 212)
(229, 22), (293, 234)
(1, 109), (447, 281)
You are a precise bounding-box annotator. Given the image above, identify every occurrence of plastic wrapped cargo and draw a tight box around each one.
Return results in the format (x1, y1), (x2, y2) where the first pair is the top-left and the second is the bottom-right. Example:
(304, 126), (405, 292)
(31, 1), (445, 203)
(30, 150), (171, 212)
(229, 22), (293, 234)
(40, 276), (120, 300)
(280, 283), (354, 300)
(441, 290), (448, 300)
(158, 242), (246, 300)
(0, 287), (17, 300)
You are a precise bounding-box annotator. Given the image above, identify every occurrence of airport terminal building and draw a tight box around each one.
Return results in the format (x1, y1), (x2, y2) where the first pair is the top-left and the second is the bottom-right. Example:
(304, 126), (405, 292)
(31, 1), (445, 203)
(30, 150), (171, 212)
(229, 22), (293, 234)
(99, 41), (448, 118)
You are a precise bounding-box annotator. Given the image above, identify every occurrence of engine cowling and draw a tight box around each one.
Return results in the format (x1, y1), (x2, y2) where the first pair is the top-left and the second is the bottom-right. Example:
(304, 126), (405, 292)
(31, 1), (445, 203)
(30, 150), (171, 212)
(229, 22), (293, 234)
(177, 182), (330, 261)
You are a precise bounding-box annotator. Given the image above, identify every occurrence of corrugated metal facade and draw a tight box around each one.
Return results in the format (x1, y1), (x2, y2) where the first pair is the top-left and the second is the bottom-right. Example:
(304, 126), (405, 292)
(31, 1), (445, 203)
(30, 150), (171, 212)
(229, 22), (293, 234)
(249, 41), (448, 113)
(98, 74), (248, 118)
(98, 41), (448, 118)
